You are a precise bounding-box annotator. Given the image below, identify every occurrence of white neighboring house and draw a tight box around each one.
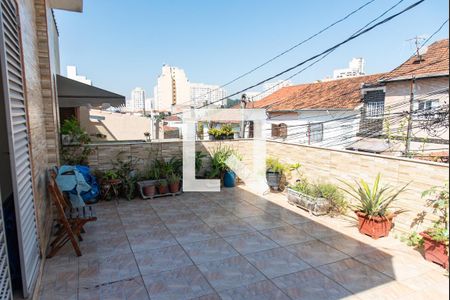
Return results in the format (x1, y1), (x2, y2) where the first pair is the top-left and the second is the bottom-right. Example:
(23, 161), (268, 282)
(154, 65), (191, 112)
(248, 74), (384, 149)
(67, 65), (92, 85)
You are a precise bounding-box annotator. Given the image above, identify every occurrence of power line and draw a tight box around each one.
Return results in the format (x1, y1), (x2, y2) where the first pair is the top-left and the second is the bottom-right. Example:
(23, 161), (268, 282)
(249, 0), (407, 104)
(196, 0), (425, 108)
(178, 0), (379, 107)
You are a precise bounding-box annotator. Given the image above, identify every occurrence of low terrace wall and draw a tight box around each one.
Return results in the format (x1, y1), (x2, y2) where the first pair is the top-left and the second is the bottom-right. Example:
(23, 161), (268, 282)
(86, 140), (449, 234)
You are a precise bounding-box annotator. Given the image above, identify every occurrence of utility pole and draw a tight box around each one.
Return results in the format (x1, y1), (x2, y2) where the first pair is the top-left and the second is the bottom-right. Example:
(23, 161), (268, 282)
(240, 94), (247, 139)
(405, 76), (416, 156)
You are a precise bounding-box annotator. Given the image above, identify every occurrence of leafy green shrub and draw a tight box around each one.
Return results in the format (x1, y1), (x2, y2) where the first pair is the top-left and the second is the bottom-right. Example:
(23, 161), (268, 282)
(422, 183), (449, 245)
(340, 174), (409, 218)
(208, 124), (235, 139)
(401, 232), (424, 248)
(60, 117), (93, 165)
(290, 180), (347, 215)
(207, 146), (240, 179)
(266, 157), (287, 173)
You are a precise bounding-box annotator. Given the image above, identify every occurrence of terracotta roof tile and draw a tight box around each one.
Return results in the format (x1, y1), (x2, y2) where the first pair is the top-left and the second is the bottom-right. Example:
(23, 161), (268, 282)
(249, 73), (384, 111)
(382, 39), (449, 81)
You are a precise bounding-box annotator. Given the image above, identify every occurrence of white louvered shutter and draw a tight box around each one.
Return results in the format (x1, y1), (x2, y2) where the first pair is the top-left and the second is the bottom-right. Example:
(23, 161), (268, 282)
(0, 0), (40, 298)
(0, 195), (12, 300)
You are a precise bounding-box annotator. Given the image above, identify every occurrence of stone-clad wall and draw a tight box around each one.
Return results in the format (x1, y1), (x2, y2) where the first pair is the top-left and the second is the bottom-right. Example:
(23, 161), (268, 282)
(87, 140), (449, 234)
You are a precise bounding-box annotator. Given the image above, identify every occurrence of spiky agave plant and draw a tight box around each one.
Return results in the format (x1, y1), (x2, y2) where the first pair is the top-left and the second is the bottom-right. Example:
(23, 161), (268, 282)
(340, 174), (409, 218)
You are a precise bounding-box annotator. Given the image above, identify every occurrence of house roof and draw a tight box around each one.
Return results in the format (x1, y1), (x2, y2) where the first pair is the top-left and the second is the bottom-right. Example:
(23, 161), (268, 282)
(381, 39), (449, 82)
(247, 73), (384, 112)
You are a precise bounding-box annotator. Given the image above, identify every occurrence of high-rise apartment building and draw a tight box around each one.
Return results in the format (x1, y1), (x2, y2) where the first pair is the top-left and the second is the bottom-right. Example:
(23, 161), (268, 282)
(67, 65), (92, 85)
(190, 83), (227, 107)
(154, 65), (191, 112)
(333, 58), (365, 79)
(127, 87), (146, 112)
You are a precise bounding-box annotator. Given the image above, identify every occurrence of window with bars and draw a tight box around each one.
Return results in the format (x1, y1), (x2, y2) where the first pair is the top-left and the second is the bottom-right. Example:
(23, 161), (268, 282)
(271, 123), (288, 138)
(365, 101), (385, 118)
(308, 123), (323, 143)
(414, 99), (440, 120)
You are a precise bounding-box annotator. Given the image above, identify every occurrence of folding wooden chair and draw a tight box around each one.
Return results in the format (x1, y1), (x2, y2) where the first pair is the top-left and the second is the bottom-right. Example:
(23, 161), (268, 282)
(47, 169), (97, 258)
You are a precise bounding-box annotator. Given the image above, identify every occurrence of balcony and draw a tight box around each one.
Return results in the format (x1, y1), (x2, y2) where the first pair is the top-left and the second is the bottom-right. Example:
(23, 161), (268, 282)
(38, 140), (449, 300)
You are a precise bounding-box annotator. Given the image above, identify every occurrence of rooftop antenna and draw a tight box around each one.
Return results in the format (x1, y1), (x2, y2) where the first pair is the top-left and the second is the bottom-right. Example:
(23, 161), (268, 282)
(407, 35), (427, 60)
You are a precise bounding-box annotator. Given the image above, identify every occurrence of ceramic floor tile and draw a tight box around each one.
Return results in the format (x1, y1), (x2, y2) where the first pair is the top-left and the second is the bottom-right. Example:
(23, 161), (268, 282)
(182, 238), (239, 264)
(189, 293), (222, 300)
(242, 214), (289, 230)
(134, 245), (193, 275)
(127, 225), (178, 252)
(295, 221), (342, 238)
(353, 281), (415, 300)
(265, 208), (310, 225)
(143, 265), (213, 300)
(40, 261), (78, 300)
(319, 234), (378, 257)
(354, 249), (436, 280)
(163, 213), (205, 230)
(211, 219), (257, 237)
(219, 280), (291, 300)
(200, 214), (244, 227)
(78, 253), (140, 288)
(224, 232), (278, 255)
(197, 255), (265, 291)
(170, 223), (219, 245)
(272, 268), (352, 300)
(260, 225), (315, 246)
(317, 258), (393, 294)
(245, 247), (310, 278)
(79, 236), (132, 259)
(286, 239), (349, 267)
(78, 276), (150, 300)
(228, 204), (266, 218)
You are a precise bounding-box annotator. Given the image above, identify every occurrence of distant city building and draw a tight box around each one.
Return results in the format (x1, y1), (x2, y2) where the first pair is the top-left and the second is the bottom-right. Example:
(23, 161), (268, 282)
(190, 83), (227, 107)
(126, 87), (146, 112)
(253, 80), (292, 101)
(333, 58), (365, 79)
(67, 65), (92, 85)
(154, 65), (191, 112)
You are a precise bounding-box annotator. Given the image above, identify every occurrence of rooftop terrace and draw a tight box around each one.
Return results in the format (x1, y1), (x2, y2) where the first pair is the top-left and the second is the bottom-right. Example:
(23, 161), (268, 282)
(39, 186), (448, 300)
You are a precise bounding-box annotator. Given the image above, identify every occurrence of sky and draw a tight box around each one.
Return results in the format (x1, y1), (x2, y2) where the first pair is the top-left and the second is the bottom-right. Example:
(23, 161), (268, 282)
(55, 0), (449, 100)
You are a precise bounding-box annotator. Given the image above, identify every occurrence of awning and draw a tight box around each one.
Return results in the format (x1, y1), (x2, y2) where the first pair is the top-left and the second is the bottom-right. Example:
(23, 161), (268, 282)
(57, 75), (125, 108)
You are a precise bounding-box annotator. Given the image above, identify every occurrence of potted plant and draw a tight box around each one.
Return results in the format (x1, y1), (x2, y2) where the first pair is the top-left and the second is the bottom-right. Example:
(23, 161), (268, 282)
(266, 157), (286, 191)
(420, 183), (449, 269)
(340, 174), (409, 239)
(158, 179), (169, 194)
(168, 173), (181, 193)
(60, 117), (94, 166)
(144, 132), (151, 142)
(287, 180), (346, 216)
(207, 146), (240, 187)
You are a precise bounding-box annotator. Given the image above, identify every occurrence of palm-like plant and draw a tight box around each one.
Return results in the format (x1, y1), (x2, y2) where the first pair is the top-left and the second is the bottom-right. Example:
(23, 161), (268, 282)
(340, 174), (409, 218)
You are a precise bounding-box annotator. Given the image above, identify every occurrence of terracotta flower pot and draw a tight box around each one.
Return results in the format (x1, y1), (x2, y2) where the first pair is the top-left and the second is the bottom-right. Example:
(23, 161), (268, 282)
(355, 211), (395, 239)
(169, 181), (180, 193)
(143, 185), (156, 197)
(158, 185), (169, 195)
(420, 232), (449, 269)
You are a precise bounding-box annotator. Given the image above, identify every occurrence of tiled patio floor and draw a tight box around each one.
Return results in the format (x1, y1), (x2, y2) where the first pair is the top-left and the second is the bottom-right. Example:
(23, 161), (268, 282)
(39, 186), (449, 300)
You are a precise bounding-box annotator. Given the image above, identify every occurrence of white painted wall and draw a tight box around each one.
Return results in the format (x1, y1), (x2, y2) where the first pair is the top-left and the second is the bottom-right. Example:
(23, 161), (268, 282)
(265, 110), (361, 149)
